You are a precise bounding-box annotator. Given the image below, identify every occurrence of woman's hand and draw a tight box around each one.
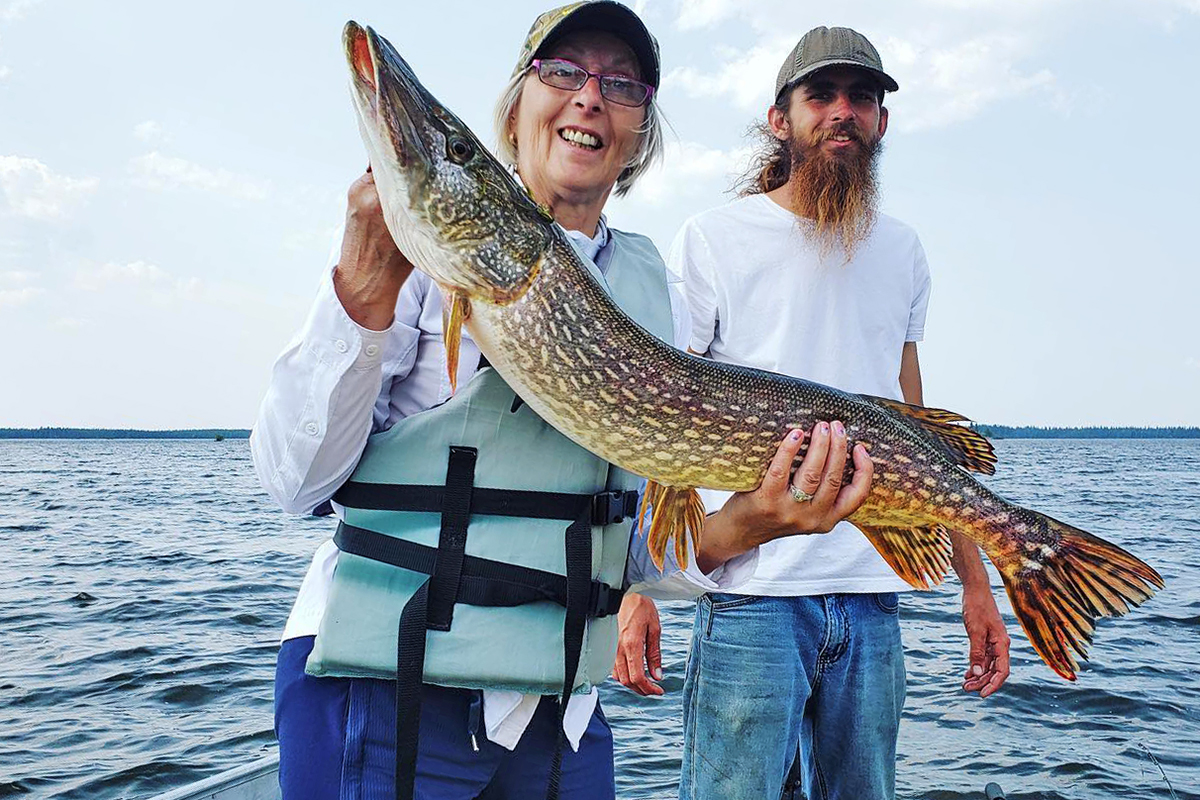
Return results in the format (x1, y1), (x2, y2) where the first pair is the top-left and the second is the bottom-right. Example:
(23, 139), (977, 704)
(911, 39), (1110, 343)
(695, 421), (874, 573)
(332, 169), (415, 331)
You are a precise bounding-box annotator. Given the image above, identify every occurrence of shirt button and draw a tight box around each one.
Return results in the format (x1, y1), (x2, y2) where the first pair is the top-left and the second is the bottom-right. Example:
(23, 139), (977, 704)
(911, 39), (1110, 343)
(305, 422), (319, 436)
(334, 339), (348, 353)
(364, 344), (379, 357)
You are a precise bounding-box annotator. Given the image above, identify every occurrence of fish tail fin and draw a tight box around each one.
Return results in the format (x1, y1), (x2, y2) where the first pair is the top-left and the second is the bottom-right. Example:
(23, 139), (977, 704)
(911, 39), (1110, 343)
(638, 482), (705, 571)
(995, 512), (1164, 680)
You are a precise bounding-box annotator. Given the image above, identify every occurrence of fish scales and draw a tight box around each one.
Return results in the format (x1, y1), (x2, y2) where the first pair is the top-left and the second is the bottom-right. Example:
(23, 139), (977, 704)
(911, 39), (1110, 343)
(343, 21), (1163, 682)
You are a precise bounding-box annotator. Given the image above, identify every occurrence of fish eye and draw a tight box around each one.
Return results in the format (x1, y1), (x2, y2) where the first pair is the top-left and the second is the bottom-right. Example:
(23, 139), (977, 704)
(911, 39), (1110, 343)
(448, 136), (474, 164)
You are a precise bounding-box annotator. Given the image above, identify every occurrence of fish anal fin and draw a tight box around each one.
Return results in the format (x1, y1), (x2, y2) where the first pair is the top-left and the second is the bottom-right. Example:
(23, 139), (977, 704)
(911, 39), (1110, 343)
(862, 395), (997, 475)
(638, 482), (706, 571)
(857, 523), (953, 590)
(441, 290), (471, 393)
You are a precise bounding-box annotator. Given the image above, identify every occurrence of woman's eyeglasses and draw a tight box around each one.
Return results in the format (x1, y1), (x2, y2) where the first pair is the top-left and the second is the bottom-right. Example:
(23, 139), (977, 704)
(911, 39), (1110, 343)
(531, 58), (654, 108)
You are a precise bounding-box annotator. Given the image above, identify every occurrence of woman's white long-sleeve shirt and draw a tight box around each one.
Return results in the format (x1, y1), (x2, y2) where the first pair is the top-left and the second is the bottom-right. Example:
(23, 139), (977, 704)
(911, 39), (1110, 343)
(250, 220), (757, 752)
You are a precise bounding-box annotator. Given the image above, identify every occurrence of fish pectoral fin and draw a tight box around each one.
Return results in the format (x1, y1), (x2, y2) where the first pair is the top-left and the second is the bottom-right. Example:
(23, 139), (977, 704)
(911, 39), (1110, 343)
(638, 482), (706, 572)
(441, 290), (471, 393)
(861, 395), (997, 475)
(856, 523), (953, 590)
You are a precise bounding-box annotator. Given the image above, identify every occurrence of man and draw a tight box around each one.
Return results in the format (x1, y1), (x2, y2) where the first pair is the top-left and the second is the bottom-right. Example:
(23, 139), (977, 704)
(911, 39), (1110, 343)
(614, 27), (1012, 800)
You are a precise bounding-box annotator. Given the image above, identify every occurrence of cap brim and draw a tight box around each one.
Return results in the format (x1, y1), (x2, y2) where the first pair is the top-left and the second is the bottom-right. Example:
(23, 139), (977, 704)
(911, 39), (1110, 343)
(534, 2), (660, 88)
(780, 57), (899, 98)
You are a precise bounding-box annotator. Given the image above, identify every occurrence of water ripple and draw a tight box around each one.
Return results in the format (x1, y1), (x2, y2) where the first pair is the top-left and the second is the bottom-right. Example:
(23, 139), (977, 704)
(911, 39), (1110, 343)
(1, 439), (1198, 800)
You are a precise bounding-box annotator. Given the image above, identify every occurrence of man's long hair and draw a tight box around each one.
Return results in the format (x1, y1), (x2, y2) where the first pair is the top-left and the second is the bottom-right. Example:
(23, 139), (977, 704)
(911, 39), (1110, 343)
(734, 92), (881, 257)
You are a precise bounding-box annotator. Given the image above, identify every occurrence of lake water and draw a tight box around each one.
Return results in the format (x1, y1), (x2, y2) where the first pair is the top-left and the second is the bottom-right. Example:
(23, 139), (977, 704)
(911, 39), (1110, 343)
(1, 439), (1197, 799)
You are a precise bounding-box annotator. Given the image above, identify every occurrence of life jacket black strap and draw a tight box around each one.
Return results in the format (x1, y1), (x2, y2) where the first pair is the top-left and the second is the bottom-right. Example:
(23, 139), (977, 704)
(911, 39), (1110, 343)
(333, 523), (625, 618)
(333, 482), (639, 527)
(547, 495), (593, 800)
(395, 579), (429, 800)
(426, 446), (476, 632)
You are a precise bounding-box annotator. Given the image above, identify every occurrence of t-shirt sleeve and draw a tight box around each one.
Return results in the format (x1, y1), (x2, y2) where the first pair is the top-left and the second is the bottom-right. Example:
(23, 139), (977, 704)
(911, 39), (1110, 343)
(667, 219), (718, 354)
(906, 235), (932, 343)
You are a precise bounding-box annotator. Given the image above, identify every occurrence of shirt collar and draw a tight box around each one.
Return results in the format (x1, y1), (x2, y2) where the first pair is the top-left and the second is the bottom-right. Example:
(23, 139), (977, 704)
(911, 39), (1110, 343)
(562, 214), (610, 266)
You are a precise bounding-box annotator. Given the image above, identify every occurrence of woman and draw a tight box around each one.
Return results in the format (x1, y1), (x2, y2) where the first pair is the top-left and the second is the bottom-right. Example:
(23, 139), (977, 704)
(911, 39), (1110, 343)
(251, 3), (873, 799)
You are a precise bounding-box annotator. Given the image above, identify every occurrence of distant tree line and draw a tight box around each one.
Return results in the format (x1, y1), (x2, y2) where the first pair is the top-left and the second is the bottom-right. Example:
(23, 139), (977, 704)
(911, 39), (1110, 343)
(0, 428), (251, 439)
(972, 425), (1200, 439)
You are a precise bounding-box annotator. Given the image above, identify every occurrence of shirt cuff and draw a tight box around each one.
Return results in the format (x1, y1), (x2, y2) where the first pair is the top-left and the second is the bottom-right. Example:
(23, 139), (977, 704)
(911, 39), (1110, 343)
(304, 264), (406, 371)
(625, 532), (760, 601)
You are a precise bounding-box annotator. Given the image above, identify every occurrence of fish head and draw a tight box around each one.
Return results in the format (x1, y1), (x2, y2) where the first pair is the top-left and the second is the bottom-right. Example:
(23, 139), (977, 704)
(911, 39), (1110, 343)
(344, 21), (551, 304)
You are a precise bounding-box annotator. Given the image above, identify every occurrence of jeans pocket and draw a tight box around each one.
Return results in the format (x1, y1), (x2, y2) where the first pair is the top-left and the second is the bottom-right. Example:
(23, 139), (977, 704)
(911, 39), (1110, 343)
(704, 593), (762, 638)
(872, 591), (900, 615)
(708, 592), (761, 610)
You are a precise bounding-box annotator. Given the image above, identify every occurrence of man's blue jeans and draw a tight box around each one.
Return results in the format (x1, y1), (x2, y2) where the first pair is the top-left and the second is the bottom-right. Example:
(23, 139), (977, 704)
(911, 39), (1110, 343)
(679, 592), (906, 800)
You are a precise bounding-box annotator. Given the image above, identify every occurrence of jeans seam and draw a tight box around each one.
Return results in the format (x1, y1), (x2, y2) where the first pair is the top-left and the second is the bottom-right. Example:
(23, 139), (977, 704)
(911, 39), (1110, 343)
(686, 605), (703, 795)
(340, 680), (362, 800)
(811, 732), (830, 800)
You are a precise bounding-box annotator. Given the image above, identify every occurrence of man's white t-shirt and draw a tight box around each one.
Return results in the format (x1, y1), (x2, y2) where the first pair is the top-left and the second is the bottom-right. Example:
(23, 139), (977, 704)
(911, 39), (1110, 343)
(669, 193), (932, 597)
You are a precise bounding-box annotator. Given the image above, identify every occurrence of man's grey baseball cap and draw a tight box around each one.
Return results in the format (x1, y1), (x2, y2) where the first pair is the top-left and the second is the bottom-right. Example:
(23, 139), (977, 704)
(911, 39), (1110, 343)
(774, 26), (898, 102)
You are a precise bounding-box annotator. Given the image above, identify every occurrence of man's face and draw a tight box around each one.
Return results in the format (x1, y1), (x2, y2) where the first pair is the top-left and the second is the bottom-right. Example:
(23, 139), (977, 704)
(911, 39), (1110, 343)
(772, 66), (887, 160)
(766, 66), (888, 255)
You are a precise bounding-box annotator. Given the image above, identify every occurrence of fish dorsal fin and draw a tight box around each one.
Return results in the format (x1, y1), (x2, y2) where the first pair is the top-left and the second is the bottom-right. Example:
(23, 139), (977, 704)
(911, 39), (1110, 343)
(856, 523), (953, 590)
(862, 395), (997, 475)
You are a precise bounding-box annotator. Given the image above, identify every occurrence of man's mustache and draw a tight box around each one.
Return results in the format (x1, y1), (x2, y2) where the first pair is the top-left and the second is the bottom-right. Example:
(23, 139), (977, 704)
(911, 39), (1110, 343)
(813, 122), (868, 146)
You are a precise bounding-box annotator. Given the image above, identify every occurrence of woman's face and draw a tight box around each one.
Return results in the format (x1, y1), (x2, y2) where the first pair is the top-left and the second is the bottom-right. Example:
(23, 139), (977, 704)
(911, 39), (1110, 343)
(511, 30), (646, 210)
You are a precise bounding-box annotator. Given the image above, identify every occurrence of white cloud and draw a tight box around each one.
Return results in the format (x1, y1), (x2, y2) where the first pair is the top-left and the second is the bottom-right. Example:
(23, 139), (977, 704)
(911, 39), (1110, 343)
(881, 34), (1057, 131)
(0, 269), (34, 286)
(632, 140), (752, 206)
(666, 38), (791, 111)
(0, 66), (11, 81)
(1186, 357), (1200, 371)
(133, 121), (164, 144)
(69, 259), (238, 308)
(0, 286), (41, 307)
(667, 29), (1057, 131)
(0, 156), (99, 220)
(0, 0), (41, 21)
(675, 0), (740, 30)
(130, 151), (270, 201)
(72, 260), (168, 292)
(666, 0), (1067, 129)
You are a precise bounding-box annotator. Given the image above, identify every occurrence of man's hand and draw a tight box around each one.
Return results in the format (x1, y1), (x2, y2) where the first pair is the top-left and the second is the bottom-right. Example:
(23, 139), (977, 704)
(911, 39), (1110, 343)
(612, 592), (664, 696)
(961, 583), (1011, 698)
(333, 169), (415, 331)
(696, 422), (874, 572)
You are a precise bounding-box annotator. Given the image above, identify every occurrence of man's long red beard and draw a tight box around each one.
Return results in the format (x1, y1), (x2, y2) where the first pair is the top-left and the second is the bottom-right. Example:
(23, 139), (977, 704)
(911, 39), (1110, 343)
(788, 124), (881, 258)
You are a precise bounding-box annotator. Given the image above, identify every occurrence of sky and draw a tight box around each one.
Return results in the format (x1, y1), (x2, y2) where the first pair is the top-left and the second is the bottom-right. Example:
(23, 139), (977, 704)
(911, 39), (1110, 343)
(1, 0), (1197, 429)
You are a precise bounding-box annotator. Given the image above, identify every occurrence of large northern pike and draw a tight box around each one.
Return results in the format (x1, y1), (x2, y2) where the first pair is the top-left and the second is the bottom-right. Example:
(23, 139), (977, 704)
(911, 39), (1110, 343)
(342, 22), (1162, 680)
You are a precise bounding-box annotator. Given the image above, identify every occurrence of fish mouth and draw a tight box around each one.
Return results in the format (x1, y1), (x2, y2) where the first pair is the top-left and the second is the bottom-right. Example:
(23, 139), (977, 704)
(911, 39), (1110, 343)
(340, 22), (552, 308)
(343, 20), (433, 173)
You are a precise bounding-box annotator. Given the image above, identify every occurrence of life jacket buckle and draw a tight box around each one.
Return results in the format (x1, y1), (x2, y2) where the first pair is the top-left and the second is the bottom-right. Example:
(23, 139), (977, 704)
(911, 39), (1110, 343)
(587, 581), (623, 618)
(591, 490), (639, 525)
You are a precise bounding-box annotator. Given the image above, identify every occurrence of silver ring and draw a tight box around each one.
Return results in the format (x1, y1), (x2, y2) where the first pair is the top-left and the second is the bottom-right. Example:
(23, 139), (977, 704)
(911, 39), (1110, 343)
(789, 484), (814, 503)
